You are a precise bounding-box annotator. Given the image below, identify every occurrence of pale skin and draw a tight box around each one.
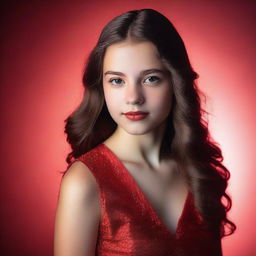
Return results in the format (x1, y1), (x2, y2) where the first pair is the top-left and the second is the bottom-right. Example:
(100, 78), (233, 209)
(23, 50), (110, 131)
(54, 40), (188, 255)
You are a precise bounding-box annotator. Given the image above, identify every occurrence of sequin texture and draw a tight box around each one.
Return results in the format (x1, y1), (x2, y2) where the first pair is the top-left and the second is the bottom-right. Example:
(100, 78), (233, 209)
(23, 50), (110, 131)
(68, 143), (222, 255)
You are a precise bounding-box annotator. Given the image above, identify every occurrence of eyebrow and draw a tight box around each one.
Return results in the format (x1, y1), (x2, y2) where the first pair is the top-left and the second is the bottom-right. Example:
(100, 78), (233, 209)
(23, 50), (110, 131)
(104, 68), (168, 77)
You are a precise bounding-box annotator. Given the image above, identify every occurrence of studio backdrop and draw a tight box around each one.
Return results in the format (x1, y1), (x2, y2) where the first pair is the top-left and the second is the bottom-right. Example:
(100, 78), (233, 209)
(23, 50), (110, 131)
(1, 1), (255, 255)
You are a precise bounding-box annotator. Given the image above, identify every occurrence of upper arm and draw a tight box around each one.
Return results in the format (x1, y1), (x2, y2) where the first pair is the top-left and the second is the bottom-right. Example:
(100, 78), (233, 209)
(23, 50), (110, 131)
(54, 161), (101, 256)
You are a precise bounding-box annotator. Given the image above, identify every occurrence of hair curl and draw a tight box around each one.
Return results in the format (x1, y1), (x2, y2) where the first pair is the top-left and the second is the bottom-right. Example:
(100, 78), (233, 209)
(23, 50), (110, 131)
(62, 8), (236, 239)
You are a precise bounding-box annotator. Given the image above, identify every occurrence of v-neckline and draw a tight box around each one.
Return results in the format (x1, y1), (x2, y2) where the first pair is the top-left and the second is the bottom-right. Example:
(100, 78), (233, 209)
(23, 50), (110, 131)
(100, 143), (191, 239)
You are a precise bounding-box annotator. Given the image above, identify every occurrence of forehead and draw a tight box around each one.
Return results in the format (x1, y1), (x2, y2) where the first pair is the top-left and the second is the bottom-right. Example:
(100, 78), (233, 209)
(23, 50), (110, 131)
(103, 41), (165, 72)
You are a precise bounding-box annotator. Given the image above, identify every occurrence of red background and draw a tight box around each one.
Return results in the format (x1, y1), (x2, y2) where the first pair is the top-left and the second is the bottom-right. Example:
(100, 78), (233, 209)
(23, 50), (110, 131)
(1, 1), (255, 255)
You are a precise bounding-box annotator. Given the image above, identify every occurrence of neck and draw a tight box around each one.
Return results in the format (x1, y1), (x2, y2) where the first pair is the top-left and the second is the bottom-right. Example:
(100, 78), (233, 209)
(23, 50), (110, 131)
(104, 121), (167, 169)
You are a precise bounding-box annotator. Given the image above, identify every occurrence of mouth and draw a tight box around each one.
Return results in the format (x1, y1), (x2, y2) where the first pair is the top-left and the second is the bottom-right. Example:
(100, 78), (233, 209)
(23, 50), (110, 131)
(123, 111), (149, 121)
(123, 111), (148, 115)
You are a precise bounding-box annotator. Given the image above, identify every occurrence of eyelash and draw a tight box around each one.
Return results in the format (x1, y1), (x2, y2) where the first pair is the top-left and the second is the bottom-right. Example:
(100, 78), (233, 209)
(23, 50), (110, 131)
(108, 76), (161, 86)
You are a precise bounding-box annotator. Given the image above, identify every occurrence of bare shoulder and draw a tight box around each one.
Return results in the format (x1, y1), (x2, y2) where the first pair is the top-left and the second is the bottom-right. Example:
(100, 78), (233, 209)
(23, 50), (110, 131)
(60, 160), (99, 197)
(54, 160), (101, 256)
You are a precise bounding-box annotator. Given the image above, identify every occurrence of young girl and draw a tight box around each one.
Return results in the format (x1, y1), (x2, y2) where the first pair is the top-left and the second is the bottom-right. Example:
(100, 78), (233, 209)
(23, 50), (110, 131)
(54, 8), (236, 256)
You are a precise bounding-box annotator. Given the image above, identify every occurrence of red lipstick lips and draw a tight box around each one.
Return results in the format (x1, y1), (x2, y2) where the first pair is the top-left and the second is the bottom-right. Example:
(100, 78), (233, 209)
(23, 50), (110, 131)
(123, 111), (149, 121)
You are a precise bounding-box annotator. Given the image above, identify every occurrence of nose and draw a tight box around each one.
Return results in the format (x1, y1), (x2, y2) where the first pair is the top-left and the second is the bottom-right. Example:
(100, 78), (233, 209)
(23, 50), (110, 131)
(125, 84), (145, 105)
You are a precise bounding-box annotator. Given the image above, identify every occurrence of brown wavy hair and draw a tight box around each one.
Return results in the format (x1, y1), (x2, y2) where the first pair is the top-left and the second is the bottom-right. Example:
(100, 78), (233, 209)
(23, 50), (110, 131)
(62, 8), (236, 239)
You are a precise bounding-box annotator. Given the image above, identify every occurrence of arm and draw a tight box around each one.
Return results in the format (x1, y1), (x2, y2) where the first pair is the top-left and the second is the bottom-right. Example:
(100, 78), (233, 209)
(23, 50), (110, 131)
(54, 161), (101, 256)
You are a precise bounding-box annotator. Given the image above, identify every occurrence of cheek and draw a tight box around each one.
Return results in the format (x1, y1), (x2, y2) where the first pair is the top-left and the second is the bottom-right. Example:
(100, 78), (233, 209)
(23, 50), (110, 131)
(103, 87), (121, 114)
(148, 87), (173, 111)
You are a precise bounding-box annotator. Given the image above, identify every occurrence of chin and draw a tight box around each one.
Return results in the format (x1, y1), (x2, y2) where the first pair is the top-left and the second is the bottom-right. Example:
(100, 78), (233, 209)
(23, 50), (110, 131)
(123, 126), (153, 136)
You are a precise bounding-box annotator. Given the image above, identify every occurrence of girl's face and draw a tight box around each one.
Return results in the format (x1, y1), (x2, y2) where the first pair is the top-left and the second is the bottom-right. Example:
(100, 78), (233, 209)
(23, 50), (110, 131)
(102, 40), (173, 135)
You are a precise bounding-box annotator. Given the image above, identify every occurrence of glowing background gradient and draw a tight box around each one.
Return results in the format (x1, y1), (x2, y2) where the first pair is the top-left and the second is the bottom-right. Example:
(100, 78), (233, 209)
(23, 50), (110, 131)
(1, 1), (255, 255)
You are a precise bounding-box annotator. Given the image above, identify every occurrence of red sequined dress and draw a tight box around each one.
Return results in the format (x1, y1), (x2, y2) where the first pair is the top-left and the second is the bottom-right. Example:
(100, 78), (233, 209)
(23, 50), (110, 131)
(68, 143), (222, 256)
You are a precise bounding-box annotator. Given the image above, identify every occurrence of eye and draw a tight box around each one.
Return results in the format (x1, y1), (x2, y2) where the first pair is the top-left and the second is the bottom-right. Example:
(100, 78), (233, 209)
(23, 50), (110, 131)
(108, 78), (124, 86)
(144, 76), (161, 84)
